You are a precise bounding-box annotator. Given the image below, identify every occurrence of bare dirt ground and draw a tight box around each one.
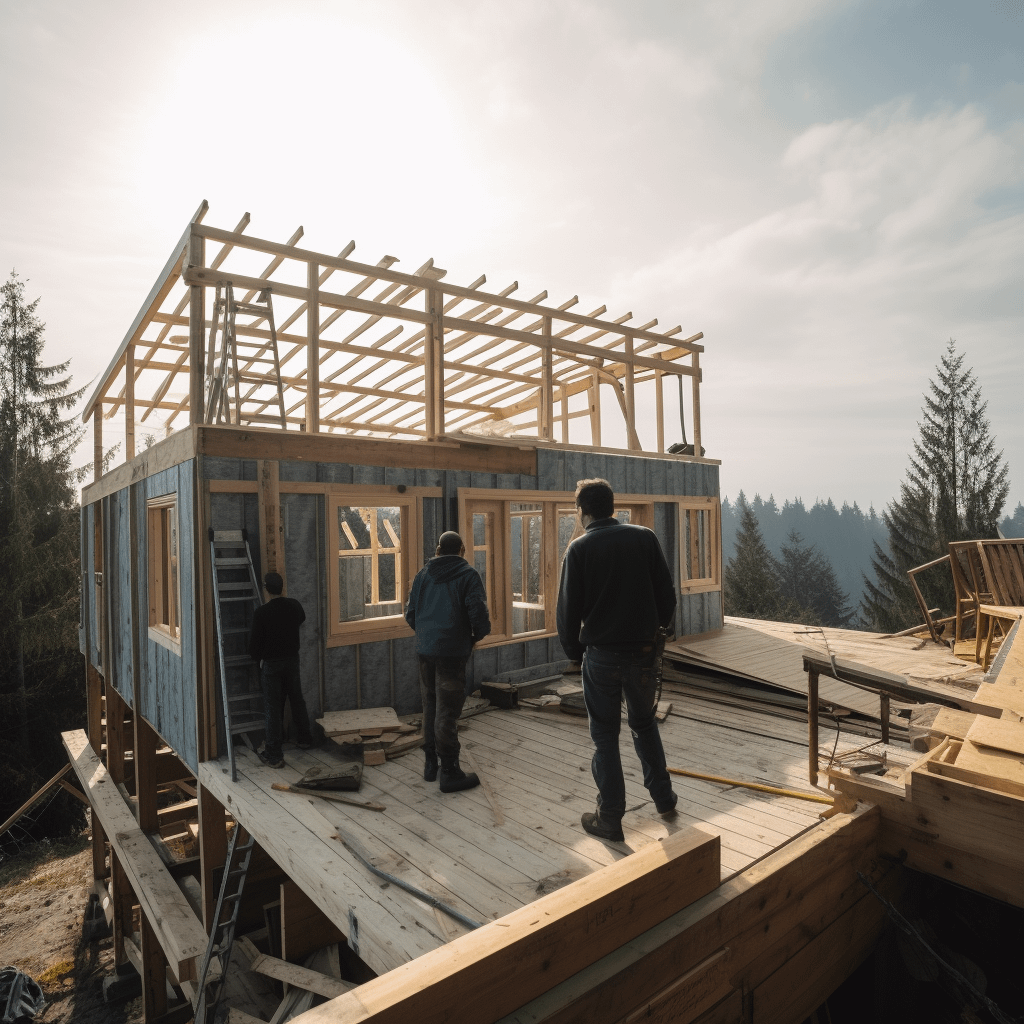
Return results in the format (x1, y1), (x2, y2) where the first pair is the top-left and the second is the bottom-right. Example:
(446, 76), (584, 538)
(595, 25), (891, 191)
(0, 834), (142, 1024)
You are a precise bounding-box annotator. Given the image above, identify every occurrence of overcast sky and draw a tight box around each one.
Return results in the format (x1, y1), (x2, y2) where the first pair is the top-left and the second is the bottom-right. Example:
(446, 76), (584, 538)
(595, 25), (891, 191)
(1, 0), (1021, 513)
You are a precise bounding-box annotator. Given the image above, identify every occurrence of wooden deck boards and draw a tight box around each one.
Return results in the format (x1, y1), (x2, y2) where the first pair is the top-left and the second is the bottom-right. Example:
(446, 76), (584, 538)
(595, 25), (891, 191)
(199, 701), (878, 978)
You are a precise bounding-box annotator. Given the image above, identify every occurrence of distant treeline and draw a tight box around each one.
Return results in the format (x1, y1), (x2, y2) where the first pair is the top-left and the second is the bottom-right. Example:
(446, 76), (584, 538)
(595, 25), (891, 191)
(722, 494), (1024, 621)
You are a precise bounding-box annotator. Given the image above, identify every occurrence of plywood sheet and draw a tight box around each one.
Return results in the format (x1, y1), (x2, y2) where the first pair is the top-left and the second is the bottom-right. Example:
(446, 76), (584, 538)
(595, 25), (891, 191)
(965, 716), (1024, 757)
(317, 708), (402, 735)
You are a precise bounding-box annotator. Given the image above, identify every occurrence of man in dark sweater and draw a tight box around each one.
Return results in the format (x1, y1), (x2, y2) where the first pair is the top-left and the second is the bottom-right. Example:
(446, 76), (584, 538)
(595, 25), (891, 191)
(556, 478), (678, 842)
(405, 531), (491, 793)
(248, 571), (312, 768)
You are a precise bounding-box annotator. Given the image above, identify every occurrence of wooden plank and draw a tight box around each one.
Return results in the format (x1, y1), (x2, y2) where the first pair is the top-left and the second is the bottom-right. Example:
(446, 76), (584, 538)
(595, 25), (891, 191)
(250, 952), (354, 999)
(81, 427), (197, 506)
(318, 709), (402, 735)
(281, 880), (346, 963)
(965, 715), (1024, 756)
(307, 262), (321, 433)
(62, 729), (208, 981)
(295, 828), (719, 1024)
(486, 807), (881, 1024)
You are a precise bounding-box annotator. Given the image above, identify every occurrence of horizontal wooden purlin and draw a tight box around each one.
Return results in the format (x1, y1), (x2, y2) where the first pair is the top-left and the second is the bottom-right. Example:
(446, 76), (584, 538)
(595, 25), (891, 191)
(62, 729), (207, 982)
(181, 268), (690, 380)
(192, 223), (704, 353)
(196, 424), (538, 475)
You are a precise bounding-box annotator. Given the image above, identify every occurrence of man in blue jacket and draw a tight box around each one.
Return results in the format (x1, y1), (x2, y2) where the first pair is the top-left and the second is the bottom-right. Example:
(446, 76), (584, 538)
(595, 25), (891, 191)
(557, 478), (678, 842)
(405, 531), (491, 792)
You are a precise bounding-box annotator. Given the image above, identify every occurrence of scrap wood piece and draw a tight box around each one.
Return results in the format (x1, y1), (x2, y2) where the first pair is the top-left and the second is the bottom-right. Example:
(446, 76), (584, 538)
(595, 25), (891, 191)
(226, 1009), (269, 1024)
(248, 952), (354, 999)
(317, 708), (401, 737)
(385, 732), (424, 759)
(965, 715), (1024, 757)
(270, 783), (385, 811)
(463, 746), (504, 826)
(655, 701), (673, 721)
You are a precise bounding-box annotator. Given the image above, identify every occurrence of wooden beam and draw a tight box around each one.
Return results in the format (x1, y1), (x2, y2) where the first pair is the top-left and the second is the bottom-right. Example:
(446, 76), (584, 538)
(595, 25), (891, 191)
(135, 715), (160, 833)
(249, 952), (354, 999)
(690, 352), (701, 457)
(295, 826), (719, 1024)
(125, 345), (135, 459)
(588, 371), (601, 447)
(63, 729), (208, 982)
(93, 407), (103, 482)
(258, 459), (283, 579)
(198, 784), (229, 931)
(306, 262), (320, 434)
(188, 227), (205, 426)
(540, 317), (553, 440)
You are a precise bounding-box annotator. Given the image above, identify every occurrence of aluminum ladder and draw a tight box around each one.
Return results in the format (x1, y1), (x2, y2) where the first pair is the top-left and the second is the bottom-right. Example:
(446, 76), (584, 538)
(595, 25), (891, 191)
(209, 528), (265, 782)
(193, 822), (255, 1024)
(205, 282), (288, 428)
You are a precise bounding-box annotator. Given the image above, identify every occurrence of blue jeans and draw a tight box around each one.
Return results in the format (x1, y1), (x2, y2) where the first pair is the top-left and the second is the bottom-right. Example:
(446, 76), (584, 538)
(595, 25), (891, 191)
(582, 645), (674, 822)
(261, 655), (312, 760)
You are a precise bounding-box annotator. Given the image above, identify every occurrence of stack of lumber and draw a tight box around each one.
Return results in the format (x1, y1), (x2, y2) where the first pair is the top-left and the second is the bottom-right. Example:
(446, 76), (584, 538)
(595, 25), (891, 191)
(317, 709), (422, 766)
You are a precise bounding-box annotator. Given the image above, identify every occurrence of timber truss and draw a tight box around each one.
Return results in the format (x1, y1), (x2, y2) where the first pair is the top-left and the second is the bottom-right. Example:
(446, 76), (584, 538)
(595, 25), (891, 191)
(82, 201), (705, 469)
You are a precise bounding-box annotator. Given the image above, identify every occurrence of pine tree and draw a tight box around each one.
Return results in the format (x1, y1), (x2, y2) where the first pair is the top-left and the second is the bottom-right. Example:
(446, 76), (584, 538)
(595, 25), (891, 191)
(0, 271), (86, 835)
(779, 530), (853, 628)
(724, 496), (787, 620)
(862, 340), (1010, 631)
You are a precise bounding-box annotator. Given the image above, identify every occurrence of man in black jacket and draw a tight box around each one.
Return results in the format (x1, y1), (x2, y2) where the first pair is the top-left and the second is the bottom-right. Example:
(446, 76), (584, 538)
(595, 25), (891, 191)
(248, 571), (313, 768)
(556, 479), (677, 842)
(405, 531), (491, 792)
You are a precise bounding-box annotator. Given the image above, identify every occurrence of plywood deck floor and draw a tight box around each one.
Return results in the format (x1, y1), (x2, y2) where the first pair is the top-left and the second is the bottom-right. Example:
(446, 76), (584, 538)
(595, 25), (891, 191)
(198, 699), (896, 978)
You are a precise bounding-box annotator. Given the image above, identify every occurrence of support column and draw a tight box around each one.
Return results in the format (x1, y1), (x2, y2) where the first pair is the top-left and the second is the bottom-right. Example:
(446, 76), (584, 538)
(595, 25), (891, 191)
(655, 370), (664, 454)
(105, 684), (129, 787)
(424, 288), (445, 440)
(139, 911), (169, 1021)
(134, 715), (160, 834)
(188, 229), (206, 425)
(691, 351), (702, 457)
(623, 335), (639, 451)
(257, 459), (283, 581)
(198, 783), (229, 930)
(306, 262), (320, 433)
(540, 317), (553, 440)
(560, 385), (569, 444)
(109, 851), (134, 966)
(588, 370), (601, 448)
(125, 345), (136, 460)
(93, 407), (103, 481)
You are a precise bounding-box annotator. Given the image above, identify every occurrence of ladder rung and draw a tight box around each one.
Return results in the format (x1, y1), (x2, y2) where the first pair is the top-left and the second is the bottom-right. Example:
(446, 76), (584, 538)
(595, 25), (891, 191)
(224, 655), (253, 666)
(216, 557), (250, 566)
(218, 582), (256, 591)
(244, 414), (288, 424)
(220, 596), (257, 603)
(230, 721), (265, 734)
(212, 531), (245, 542)
(221, 627), (250, 635)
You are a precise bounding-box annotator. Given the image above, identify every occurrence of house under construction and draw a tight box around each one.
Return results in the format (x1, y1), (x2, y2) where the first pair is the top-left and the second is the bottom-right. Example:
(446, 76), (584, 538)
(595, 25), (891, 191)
(65, 201), (1024, 1024)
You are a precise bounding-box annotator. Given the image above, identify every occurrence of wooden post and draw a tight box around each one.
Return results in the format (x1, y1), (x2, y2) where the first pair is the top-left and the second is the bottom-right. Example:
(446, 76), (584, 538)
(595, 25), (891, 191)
(691, 351), (702, 457)
(188, 229), (205, 425)
(198, 783), (229, 930)
(125, 346), (135, 460)
(109, 851), (134, 967)
(589, 370), (602, 447)
(195, 472), (219, 762)
(623, 335), (639, 451)
(139, 910), (169, 1021)
(257, 459), (283, 581)
(808, 668), (819, 786)
(540, 317), (553, 440)
(655, 370), (664, 454)
(306, 262), (320, 433)
(86, 662), (104, 758)
(423, 289), (436, 440)
(880, 694), (890, 745)
(134, 715), (160, 834)
(105, 684), (128, 787)
(93, 407), (103, 481)
(560, 385), (569, 444)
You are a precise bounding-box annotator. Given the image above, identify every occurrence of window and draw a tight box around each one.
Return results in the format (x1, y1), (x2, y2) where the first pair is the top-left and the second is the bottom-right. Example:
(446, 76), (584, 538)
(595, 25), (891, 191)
(148, 495), (181, 647)
(328, 493), (417, 641)
(679, 498), (721, 593)
(462, 490), (655, 646)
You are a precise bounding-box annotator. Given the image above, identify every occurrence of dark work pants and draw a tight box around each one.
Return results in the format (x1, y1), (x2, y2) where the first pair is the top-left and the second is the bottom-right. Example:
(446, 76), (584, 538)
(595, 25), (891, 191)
(418, 655), (469, 761)
(261, 654), (312, 760)
(582, 645), (674, 822)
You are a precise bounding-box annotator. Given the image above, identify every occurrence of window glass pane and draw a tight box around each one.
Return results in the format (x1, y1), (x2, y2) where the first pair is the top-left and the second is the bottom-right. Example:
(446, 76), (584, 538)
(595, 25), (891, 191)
(683, 508), (712, 581)
(510, 502), (544, 635)
(472, 511), (494, 609)
(336, 504), (403, 623)
(558, 510), (579, 563)
(615, 509), (631, 524)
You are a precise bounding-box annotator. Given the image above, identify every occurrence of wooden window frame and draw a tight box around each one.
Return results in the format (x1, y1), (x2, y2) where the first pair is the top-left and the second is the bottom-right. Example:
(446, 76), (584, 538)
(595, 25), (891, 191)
(678, 497), (722, 594)
(459, 489), (657, 648)
(326, 489), (420, 646)
(147, 493), (182, 654)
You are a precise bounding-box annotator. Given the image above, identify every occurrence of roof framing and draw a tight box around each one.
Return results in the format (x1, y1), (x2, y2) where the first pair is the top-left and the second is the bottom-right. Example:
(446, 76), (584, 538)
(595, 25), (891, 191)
(84, 203), (706, 479)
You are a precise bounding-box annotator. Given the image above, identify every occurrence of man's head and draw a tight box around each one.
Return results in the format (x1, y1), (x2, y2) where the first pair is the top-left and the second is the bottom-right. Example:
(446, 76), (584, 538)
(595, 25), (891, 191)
(436, 531), (466, 558)
(264, 571), (284, 596)
(575, 478), (614, 521)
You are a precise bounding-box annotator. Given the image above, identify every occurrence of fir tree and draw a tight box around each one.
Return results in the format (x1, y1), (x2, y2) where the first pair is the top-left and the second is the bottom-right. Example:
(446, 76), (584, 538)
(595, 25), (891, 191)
(779, 529), (853, 628)
(862, 341), (1010, 631)
(0, 271), (86, 836)
(724, 496), (787, 620)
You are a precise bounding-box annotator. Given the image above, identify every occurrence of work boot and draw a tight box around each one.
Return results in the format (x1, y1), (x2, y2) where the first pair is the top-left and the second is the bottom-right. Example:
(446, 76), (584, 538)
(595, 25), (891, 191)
(656, 792), (678, 819)
(423, 747), (439, 783)
(438, 757), (479, 793)
(581, 810), (625, 843)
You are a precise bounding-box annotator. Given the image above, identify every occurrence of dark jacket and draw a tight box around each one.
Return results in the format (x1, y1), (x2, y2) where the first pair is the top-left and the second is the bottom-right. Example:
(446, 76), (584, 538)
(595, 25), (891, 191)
(556, 518), (676, 662)
(249, 596), (306, 663)
(405, 555), (491, 658)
